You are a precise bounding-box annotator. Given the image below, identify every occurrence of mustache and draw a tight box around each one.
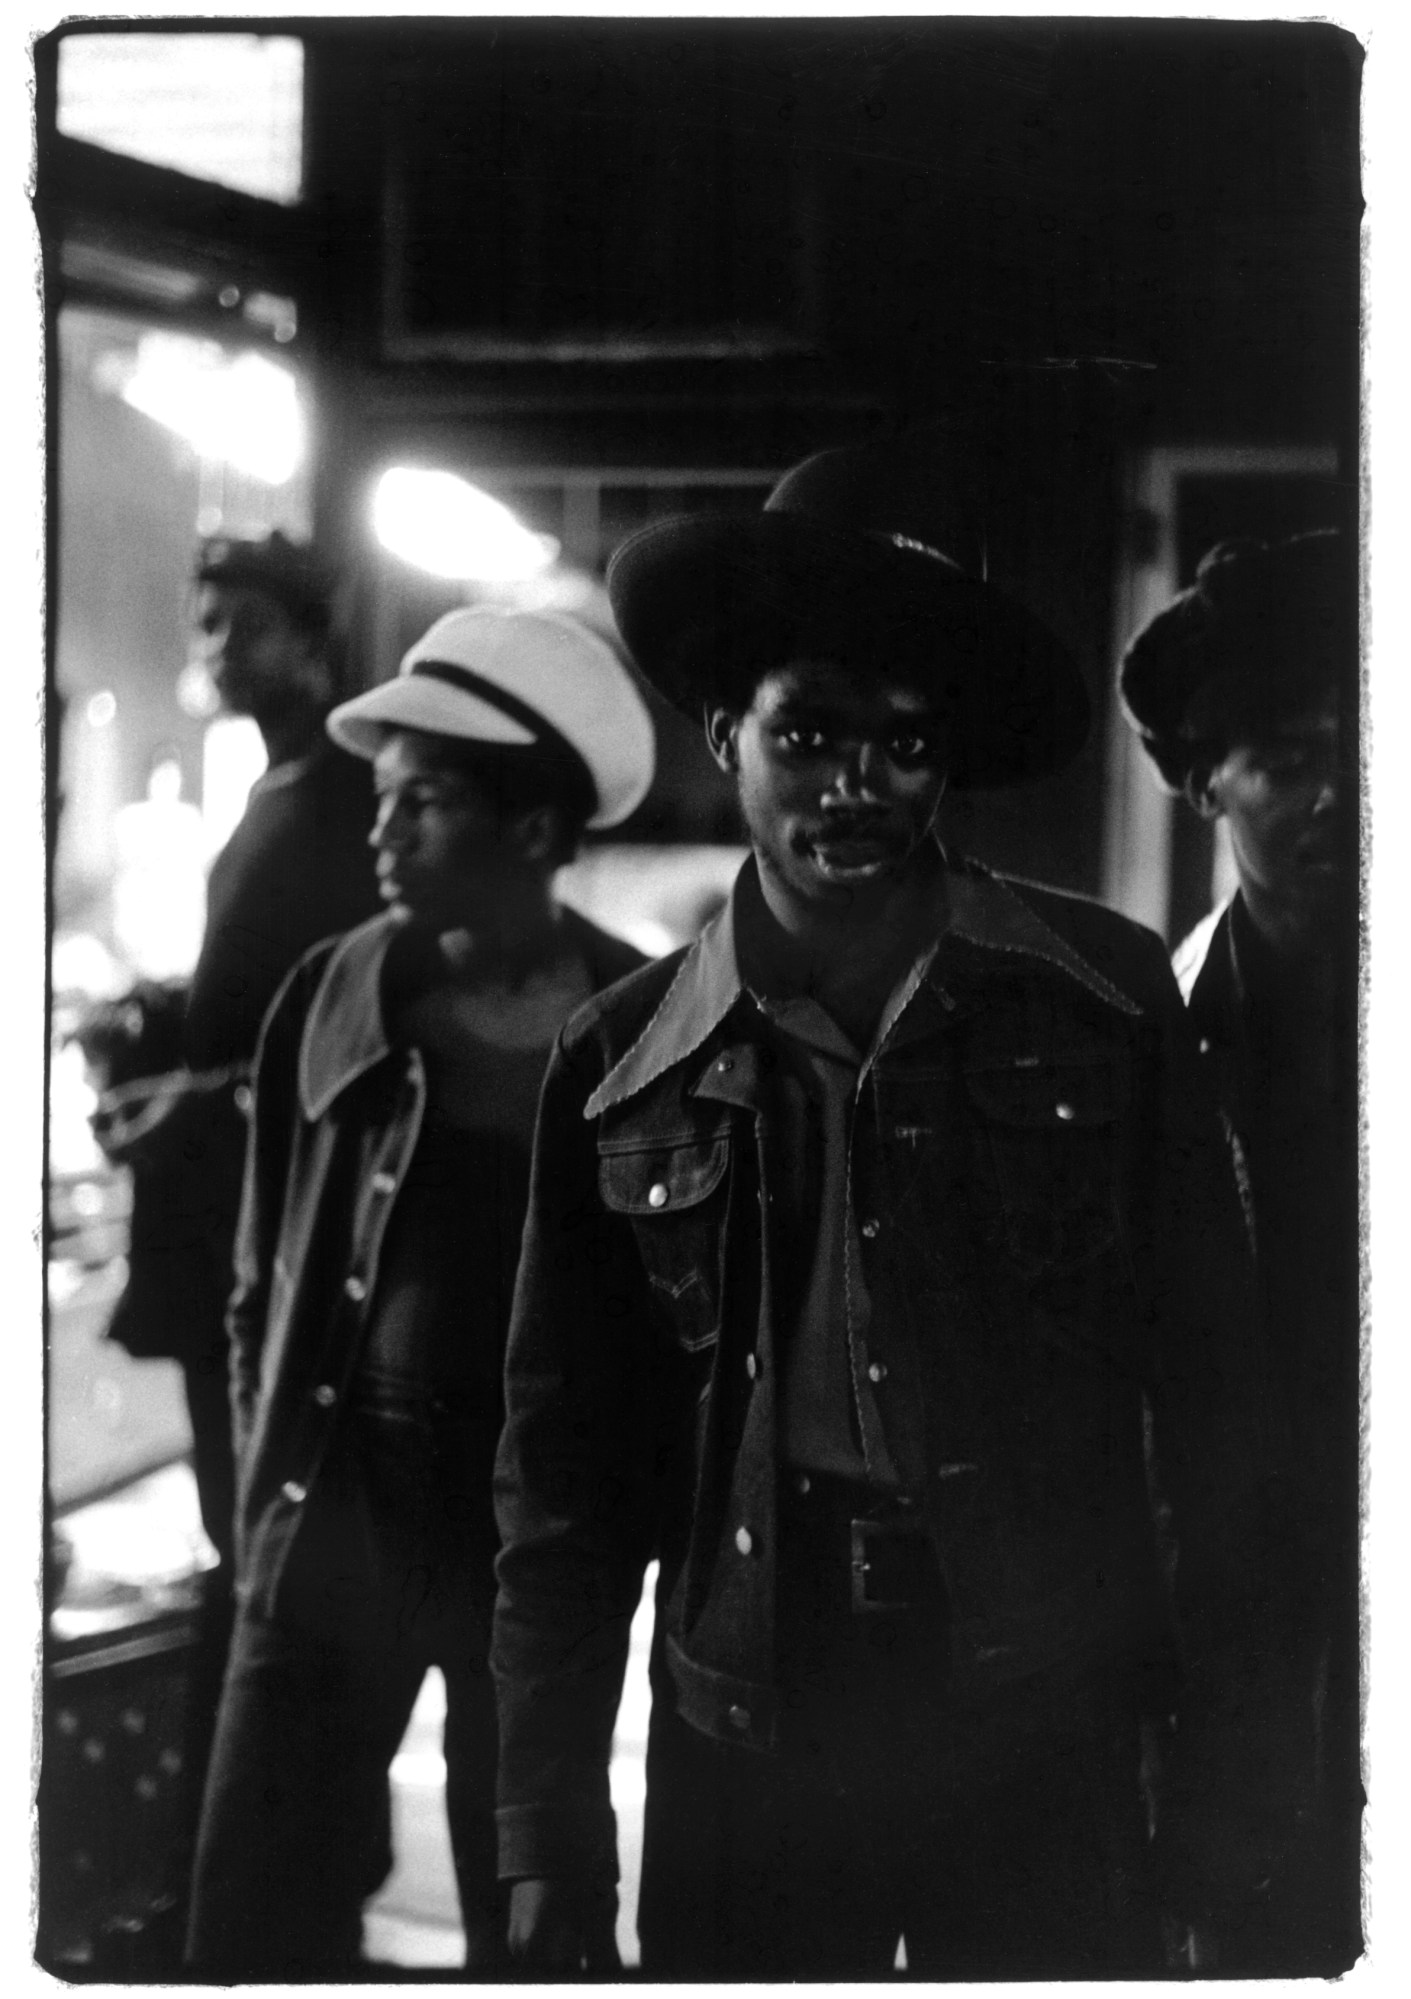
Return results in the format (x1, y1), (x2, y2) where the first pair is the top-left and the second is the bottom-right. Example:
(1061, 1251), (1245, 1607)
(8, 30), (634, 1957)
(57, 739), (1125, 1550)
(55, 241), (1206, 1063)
(804, 812), (900, 844)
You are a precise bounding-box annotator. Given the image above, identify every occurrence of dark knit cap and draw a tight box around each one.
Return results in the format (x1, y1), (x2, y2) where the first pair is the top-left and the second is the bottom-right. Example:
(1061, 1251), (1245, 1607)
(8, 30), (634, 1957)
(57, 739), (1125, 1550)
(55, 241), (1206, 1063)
(1118, 530), (1351, 791)
(194, 530), (335, 636)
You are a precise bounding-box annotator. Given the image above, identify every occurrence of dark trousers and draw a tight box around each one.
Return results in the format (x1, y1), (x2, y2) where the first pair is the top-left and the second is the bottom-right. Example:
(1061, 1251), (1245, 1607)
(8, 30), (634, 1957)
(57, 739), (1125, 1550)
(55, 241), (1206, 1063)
(182, 1352), (238, 1576)
(173, 1357), (239, 1892)
(185, 1391), (507, 1980)
(639, 1475), (1160, 1982)
(1206, 1618), (1364, 1977)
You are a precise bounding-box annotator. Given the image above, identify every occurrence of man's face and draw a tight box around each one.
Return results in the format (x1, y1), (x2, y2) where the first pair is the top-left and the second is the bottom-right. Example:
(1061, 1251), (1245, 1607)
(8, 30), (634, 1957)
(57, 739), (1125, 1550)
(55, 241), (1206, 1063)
(710, 658), (950, 916)
(1200, 694), (1344, 942)
(191, 580), (318, 719)
(370, 729), (528, 934)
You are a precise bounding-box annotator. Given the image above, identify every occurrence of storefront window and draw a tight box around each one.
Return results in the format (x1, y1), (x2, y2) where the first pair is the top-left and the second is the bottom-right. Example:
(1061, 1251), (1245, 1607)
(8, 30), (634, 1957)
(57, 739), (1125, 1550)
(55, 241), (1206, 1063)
(50, 303), (311, 1520)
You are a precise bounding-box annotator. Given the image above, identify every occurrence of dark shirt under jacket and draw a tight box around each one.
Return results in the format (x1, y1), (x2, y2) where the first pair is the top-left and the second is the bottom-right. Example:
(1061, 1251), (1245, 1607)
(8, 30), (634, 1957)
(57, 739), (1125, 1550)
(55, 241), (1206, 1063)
(356, 1117), (524, 1401)
(738, 867), (944, 1492)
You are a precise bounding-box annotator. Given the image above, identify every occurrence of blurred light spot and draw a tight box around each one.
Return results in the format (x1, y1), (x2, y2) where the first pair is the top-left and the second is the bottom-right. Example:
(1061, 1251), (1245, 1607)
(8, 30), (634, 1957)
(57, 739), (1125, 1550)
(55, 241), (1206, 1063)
(244, 291), (298, 344)
(118, 332), (305, 485)
(373, 467), (558, 583)
(86, 690), (116, 727)
(202, 716), (268, 859)
(389, 1749), (447, 1788)
(176, 660), (220, 718)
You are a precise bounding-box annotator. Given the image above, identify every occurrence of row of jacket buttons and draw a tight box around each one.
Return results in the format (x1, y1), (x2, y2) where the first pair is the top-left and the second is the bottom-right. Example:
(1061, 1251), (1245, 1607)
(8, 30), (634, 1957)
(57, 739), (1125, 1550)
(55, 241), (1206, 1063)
(277, 1164), (400, 1518)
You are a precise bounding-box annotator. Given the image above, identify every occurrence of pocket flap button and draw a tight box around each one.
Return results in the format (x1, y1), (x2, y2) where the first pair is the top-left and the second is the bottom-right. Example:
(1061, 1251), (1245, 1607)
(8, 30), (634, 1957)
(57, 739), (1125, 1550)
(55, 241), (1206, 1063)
(1055, 1101), (1077, 1122)
(728, 1704), (751, 1731)
(647, 1182), (669, 1209)
(734, 1526), (754, 1556)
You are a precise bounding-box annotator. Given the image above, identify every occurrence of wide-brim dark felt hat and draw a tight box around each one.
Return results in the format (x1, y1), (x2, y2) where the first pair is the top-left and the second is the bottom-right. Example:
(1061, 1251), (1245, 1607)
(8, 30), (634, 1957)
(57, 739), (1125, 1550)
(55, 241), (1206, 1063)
(607, 444), (1091, 790)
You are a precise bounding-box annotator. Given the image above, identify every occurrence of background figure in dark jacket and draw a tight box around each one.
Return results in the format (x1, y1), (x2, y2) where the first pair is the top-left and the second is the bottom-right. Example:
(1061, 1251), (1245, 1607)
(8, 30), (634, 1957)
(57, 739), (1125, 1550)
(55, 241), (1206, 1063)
(185, 608), (653, 1980)
(92, 533), (380, 1936)
(492, 448), (1282, 1980)
(101, 536), (378, 1547)
(1120, 530), (1361, 1974)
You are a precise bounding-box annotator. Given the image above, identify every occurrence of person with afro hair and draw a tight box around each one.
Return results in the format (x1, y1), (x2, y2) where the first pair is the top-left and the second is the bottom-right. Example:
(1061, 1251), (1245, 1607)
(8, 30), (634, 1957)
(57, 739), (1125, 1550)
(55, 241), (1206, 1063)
(1120, 530), (1361, 1975)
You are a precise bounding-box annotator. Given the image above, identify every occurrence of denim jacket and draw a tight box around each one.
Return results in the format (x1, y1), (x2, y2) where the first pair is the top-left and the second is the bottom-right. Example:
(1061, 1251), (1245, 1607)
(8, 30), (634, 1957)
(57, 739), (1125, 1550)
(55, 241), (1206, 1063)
(491, 857), (1273, 1884)
(226, 907), (645, 1619)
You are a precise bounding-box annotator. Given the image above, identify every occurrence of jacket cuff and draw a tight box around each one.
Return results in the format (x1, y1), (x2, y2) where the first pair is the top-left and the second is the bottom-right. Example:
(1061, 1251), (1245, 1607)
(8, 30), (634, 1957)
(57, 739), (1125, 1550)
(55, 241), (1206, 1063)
(496, 1802), (619, 1884)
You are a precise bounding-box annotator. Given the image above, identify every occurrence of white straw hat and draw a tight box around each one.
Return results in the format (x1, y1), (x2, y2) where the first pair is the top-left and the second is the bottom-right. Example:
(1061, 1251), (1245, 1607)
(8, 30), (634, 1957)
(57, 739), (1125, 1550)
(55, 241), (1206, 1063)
(327, 607), (655, 829)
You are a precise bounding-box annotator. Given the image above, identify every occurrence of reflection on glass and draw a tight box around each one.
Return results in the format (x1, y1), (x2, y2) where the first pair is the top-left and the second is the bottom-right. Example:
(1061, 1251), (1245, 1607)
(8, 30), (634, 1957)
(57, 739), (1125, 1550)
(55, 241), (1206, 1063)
(50, 304), (311, 1532)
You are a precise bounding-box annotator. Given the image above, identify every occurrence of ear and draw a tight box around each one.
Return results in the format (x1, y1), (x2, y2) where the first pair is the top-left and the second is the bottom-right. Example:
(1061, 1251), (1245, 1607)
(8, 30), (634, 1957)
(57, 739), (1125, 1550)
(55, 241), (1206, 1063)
(704, 704), (740, 775)
(509, 802), (559, 868)
(295, 636), (334, 706)
(1183, 760), (1224, 822)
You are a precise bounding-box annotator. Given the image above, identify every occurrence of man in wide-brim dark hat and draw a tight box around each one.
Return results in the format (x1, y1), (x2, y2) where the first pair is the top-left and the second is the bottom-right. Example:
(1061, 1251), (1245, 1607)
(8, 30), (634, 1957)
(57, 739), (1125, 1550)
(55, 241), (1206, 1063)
(608, 439), (1091, 789)
(490, 446), (1283, 1978)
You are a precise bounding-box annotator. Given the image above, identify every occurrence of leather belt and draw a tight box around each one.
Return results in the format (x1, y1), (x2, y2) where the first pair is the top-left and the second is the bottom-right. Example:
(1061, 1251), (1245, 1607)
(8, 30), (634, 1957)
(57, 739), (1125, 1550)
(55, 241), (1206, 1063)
(848, 1514), (939, 1614)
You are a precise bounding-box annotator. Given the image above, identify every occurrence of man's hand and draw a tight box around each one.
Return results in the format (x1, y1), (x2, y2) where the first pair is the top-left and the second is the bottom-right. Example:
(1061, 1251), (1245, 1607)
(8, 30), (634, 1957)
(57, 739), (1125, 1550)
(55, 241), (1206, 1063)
(507, 1877), (621, 1976)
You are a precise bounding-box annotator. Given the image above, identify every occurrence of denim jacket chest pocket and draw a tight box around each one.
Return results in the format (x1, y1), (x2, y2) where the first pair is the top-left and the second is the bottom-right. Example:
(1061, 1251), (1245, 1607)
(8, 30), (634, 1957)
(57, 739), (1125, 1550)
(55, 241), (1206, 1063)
(962, 1049), (1128, 1276)
(598, 1132), (731, 1352)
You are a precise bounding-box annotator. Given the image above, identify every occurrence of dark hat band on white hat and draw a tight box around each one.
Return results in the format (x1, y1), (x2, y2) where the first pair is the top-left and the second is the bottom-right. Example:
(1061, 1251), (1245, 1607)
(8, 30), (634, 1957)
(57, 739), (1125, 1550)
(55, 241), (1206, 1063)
(326, 605), (655, 829)
(408, 657), (592, 798)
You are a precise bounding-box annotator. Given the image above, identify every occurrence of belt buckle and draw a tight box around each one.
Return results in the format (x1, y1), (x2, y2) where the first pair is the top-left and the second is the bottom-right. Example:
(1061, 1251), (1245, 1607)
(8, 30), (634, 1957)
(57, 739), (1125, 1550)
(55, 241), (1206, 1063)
(850, 1516), (922, 1614)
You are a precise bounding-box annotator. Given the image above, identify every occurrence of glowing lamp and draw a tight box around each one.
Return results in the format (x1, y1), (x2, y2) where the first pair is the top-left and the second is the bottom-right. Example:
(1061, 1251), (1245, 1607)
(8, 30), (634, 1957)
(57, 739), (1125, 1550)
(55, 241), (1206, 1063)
(372, 467), (558, 583)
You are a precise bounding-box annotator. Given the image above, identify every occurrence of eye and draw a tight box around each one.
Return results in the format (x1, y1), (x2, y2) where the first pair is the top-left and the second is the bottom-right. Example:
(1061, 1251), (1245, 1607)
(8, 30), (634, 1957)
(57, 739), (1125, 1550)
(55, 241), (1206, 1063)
(376, 784), (431, 813)
(887, 729), (939, 768)
(1256, 748), (1315, 780)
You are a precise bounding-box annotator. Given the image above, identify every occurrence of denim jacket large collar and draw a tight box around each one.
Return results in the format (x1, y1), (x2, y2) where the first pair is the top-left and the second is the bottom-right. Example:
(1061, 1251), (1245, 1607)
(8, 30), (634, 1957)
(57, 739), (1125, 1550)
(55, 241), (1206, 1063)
(299, 914), (399, 1121)
(300, 904), (645, 1121)
(585, 851), (1141, 1120)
